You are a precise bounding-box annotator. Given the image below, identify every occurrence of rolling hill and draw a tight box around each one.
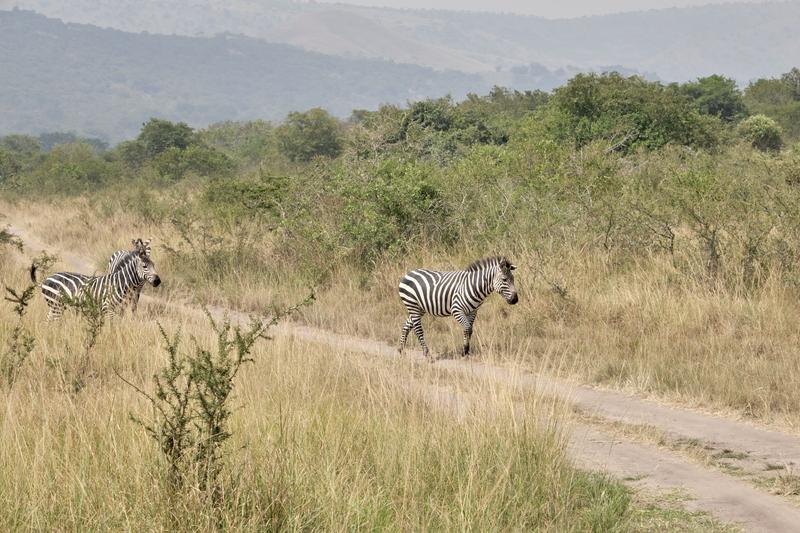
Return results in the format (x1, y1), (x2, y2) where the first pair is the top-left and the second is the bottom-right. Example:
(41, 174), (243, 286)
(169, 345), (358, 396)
(10, 0), (800, 82)
(0, 9), (487, 142)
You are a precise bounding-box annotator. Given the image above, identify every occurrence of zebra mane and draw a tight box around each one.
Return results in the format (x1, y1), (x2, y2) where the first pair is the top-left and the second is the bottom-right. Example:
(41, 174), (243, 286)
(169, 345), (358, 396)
(465, 256), (508, 272)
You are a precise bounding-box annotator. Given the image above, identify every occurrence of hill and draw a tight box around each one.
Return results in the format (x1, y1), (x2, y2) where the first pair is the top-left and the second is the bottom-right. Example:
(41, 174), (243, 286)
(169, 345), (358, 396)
(10, 0), (800, 81)
(0, 9), (486, 142)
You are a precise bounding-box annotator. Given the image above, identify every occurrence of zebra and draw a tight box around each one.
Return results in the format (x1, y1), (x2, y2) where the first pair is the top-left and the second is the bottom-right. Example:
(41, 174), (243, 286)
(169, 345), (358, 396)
(106, 238), (152, 314)
(31, 247), (161, 321)
(398, 256), (518, 359)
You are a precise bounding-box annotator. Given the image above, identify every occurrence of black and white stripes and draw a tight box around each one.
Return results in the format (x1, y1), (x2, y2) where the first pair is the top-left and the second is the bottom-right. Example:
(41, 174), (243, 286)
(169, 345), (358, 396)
(107, 238), (152, 314)
(32, 245), (160, 321)
(398, 256), (518, 358)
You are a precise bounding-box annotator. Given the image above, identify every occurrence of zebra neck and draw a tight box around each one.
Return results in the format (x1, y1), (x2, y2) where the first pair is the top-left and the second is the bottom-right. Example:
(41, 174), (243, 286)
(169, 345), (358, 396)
(114, 261), (144, 289)
(461, 267), (493, 310)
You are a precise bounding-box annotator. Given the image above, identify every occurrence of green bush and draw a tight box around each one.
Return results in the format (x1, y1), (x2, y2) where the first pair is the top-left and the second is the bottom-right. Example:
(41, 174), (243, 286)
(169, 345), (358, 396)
(678, 74), (746, 122)
(0, 148), (21, 184)
(739, 114), (783, 151)
(203, 173), (288, 220)
(27, 142), (115, 194)
(137, 118), (194, 158)
(546, 72), (720, 151)
(338, 159), (452, 262)
(276, 108), (342, 162)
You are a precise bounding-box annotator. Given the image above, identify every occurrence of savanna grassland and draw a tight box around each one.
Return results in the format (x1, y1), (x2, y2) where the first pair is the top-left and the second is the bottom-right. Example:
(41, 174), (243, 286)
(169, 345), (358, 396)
(0, 214), (733, 531)
(1, 70), (800, 529)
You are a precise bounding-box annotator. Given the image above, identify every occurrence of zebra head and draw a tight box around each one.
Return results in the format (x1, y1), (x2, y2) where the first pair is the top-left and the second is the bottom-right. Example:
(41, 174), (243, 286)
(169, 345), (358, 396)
(493, 257), (518, 305)
(131, 238), (152, 257)
(133, 249), (161, 287)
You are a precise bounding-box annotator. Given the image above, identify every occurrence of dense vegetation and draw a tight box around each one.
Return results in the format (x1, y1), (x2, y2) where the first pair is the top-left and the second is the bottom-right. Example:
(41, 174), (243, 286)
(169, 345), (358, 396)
(3, 69), (799, 265)
(2, 64), (800, 531)
(3, 68), (800, 421)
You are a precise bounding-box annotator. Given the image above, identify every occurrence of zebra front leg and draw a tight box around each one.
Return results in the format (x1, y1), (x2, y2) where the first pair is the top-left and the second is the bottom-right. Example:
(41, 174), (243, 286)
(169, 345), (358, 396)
(455, 310), (477, 357)
(399, 317), (413, 354)
(462, 326), (473, 356)
(130, 291), (140, 315)
(411, 318), (430, 359)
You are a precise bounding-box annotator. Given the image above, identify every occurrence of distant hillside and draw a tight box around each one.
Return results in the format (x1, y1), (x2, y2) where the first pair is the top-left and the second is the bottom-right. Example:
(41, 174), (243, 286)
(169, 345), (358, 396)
(10, 0), (800, 82)
(0, 9), (487, 142)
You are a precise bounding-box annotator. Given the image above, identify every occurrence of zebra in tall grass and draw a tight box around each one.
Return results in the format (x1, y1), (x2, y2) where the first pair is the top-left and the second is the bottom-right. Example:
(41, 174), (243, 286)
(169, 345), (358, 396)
(31, 247), (161, 321)
(398, 256), (518, 358)
(107, 238), (152, 314)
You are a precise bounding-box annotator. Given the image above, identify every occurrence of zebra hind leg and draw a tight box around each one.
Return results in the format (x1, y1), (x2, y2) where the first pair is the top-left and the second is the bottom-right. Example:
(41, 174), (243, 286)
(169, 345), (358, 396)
(46, 302), (64, 321)
(411, 318), (430, 359)
(398, 317), (413, 354)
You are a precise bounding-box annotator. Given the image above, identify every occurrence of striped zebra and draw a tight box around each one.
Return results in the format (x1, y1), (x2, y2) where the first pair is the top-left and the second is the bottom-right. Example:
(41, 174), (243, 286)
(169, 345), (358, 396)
(398, 256), (518, 358)
(107, 238), (152, 314)
(31, 247), (161, 321)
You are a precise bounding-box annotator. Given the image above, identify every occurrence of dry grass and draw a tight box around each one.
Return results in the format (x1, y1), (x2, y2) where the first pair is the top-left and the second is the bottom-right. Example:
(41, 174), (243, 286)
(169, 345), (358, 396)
(0, 202), (737, 531)
(5, 196), (800, 432)
(305, 244), (800, 431)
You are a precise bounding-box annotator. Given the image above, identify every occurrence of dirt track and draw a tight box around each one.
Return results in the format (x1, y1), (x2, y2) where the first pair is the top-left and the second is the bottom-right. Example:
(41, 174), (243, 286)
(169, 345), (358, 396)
(10, 219), (800, 532)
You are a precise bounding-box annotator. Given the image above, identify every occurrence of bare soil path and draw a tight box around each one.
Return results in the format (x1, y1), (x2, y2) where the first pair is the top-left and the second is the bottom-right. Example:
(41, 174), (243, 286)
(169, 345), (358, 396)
(10, 220), (800, 532)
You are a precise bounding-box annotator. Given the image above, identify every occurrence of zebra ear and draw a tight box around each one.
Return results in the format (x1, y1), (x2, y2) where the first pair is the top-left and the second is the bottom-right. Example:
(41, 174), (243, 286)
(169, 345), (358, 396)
(509, 264), (517, 271)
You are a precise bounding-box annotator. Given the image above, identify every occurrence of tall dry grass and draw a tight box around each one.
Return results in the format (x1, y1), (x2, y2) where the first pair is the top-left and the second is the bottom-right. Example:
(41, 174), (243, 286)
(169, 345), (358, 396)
(1, 245), (673, 532)
(5, 195), (800, 432)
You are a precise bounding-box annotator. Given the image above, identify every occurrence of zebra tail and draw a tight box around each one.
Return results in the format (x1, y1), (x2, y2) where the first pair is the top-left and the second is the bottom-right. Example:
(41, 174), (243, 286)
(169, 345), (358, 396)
(30, 263), (38, 284)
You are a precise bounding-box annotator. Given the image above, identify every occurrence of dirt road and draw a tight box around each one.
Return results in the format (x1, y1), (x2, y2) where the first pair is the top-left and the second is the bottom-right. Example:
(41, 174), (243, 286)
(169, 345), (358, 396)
(10, 220), (800, 532)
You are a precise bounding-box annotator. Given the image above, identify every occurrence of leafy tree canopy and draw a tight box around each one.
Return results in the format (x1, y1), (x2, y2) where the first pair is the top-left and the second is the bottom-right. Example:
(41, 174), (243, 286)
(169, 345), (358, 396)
(137, 119), (195, 158)
(275, 108), (343, 162)
(679, 75), (746, 122)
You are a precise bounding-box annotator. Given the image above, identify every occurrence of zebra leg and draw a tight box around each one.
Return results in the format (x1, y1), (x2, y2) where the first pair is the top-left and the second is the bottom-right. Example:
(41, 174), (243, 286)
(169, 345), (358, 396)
(411, 318), (430, 358)
(454, 310), (477, 356)
(130, 290), (141, 315)
(46, 302), (64, 321)
(399, 317), (413, 354)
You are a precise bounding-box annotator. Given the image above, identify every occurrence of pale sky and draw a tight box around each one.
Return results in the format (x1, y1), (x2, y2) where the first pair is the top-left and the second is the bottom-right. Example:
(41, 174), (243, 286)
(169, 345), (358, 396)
(314, 0), (778, 18)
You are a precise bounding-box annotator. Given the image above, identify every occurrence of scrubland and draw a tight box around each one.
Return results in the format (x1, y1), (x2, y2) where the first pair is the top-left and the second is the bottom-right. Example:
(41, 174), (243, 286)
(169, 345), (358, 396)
(0, 240), (734, 531)
(3, 72), (800, 528)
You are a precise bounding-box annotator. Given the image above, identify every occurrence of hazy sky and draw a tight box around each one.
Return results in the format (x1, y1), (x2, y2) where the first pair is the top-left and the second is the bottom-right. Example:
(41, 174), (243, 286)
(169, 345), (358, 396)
(315, 0), (777, 18)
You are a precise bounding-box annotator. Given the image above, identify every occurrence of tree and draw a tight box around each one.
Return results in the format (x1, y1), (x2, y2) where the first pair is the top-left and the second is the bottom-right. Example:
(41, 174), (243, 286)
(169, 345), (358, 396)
(0, 148), (21, 183)
(38, 132), (108, 152)
(738, 114), (783, 151)
(679, 75), (746, 122)
(781, 67), (800, 99)
(137, 118), (195, 158)
(744, 71), (800, 140)
(0, 135), (41, 158)
(275, 108), (342, 162)
(547, 72), (719, 151)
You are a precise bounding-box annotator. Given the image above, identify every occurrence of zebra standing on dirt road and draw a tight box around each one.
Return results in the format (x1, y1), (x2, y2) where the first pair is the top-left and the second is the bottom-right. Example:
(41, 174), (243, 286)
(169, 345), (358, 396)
(106, 238), (152, 314)
(31, 246), (161, 321)
(398, 256), (518, 359)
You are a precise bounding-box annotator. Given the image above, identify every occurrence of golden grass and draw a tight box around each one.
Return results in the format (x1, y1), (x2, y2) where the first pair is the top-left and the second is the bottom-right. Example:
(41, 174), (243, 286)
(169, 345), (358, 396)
(0, 211), (735, 531)
(6, 196), (800, 432)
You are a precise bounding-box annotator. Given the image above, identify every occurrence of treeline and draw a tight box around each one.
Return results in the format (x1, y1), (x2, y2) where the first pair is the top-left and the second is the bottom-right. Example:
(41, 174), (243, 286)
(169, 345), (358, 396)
(2, 70), (800, 286)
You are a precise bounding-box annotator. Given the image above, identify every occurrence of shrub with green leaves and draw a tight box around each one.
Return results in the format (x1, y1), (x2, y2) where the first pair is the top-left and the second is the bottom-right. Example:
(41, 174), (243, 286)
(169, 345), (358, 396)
(545, 72), (720, 151)
(738, 114), (783, 151)
(123, 296), (313, 508)
(275, 108), (343, 162)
